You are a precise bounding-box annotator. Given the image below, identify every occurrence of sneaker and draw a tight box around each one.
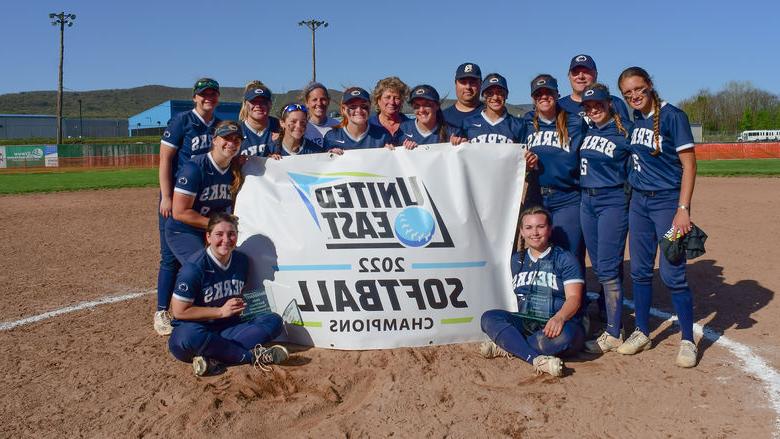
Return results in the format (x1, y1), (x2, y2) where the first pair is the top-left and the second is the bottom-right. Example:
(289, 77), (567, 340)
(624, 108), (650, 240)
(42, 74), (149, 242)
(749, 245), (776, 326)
(252, 345), (289, 372)
(532, 355), (563, 377)
(192, 356), (225, 377)
(616, 329), (651, 355)
(153, 310), (172, 336)
(676, 340), (698, 368)
(479, 341), (513, 359)
(585, 331), (624, 354)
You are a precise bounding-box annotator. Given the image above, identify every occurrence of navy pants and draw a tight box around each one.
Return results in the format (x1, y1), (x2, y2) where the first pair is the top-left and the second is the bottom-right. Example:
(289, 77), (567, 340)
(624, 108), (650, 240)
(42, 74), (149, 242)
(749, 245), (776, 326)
(541, 189), (584, 265)
(156, 208), (180, 311)
(169, 313), (284, 365)
(481, 309), (584, 364)
(165, 227), (207, 265)
(629, 189), (694, 342)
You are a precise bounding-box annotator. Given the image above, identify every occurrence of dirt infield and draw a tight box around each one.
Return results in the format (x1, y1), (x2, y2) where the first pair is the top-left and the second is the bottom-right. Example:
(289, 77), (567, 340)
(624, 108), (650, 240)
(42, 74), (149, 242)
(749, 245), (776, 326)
(0, 178), (778, 438)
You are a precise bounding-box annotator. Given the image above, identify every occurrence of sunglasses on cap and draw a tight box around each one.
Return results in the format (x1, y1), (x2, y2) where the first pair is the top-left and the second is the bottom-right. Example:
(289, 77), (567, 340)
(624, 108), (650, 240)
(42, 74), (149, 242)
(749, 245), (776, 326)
(282, 103), (308, 114)
(194, 79), (220, 93)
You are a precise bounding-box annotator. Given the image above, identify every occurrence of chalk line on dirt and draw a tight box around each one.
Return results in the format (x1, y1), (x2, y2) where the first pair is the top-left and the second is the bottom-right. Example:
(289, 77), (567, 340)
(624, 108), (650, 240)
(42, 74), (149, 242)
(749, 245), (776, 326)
(0, 290), (153, 332)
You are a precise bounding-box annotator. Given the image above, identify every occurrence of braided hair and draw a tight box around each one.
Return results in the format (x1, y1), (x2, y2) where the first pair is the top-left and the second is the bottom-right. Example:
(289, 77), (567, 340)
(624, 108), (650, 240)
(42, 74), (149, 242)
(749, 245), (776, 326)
(618, 67), (662, 156)
(516, 205), (553, 264)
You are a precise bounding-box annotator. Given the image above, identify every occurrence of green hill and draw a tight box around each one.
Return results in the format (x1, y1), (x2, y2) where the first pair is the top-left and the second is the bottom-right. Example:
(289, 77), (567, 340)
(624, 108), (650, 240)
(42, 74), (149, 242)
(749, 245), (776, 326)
(0, 85), (532, 119)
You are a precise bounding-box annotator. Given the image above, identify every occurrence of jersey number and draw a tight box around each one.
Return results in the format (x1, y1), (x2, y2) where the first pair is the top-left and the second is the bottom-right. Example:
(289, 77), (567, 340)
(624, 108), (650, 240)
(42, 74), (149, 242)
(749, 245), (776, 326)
(580, 158), (588, 175)
(631, 154), (641, 172)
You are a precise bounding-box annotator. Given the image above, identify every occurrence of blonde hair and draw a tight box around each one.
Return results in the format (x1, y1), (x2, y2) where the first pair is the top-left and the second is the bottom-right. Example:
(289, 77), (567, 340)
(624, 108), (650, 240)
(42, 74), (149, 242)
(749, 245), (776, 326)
(239, 80), (272, 122)
(371, 76), (409, 115)
(212, 120), (243, 198)
(531, 74), (568, 147)
(517, 206), (552, 263)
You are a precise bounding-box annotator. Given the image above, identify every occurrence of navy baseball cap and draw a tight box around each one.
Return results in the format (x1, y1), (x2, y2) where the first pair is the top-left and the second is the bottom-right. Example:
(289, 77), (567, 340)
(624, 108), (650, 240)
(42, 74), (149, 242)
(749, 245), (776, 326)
(455, 62), (482, 80)
(569, 54), (597, 72)
(531, 75), (559, 95)
(409, 84), (440, 103)
(342, 87), (370, 104)
(481, 73), (508, 95)
(193, 78), (219, 95)
(581, 87), (611, 103)
(214, 123), (241, 138)
(244, 86), (272, 102)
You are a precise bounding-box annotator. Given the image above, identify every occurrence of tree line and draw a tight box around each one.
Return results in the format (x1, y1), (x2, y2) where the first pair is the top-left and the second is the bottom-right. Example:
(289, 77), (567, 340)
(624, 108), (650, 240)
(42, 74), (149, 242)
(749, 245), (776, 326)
(679, 81), (780, 134)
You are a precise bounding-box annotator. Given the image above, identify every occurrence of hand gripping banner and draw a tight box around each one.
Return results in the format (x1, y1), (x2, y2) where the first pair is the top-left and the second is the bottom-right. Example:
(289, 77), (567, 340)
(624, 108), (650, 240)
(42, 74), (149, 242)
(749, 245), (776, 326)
(234, 143), (525, 349)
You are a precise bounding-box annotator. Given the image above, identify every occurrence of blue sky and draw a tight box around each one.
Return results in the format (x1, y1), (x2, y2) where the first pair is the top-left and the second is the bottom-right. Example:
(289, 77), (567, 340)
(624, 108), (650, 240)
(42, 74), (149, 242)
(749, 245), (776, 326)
(1, 0), (778, 105)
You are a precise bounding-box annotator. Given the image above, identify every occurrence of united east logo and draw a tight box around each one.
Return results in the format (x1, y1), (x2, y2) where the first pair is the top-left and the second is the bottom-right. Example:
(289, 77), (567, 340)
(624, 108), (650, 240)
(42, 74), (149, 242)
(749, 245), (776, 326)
(288, 171), (454, 249)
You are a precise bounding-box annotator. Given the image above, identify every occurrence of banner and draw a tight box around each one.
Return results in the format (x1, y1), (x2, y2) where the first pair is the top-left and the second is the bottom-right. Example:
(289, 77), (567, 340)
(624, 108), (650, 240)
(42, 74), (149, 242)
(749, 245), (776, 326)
(234, 143), (525, 349)
(3, 145), (47, 168)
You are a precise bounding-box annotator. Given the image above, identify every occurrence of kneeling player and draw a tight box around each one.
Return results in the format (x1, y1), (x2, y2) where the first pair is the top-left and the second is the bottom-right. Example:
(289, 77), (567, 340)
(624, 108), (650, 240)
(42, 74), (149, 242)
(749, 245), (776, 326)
(480, 206), (585, 377)
(168, 213), (289, 376)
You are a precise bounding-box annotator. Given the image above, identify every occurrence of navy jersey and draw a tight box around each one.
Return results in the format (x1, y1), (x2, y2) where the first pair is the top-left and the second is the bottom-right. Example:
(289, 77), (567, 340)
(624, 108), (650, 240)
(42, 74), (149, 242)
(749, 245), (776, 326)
(167, 153), (234, 233)
(161, 110), (221, 186)
(511, 246), (584, 319)
(172, 248), (249, 322)
(369, 113), (411, 145)
(628, 102), (695, 191)
(559, 94), (631, 123)
(579, 119), (634, 188)
(273, 137), (325, 156)
(398, 119), (453, 145)
(323, 125), (392, 150)
(304, 118), (340, 148)
(240, 117), (280, 157)
(460, 111), (526, 144)
(523, 112), (586, 190)
(442, 104), (483, 132)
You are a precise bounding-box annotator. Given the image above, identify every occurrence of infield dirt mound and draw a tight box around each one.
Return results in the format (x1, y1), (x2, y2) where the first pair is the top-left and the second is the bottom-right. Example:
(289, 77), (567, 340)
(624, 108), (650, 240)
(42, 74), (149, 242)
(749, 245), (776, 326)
(0, 179), (778, 437)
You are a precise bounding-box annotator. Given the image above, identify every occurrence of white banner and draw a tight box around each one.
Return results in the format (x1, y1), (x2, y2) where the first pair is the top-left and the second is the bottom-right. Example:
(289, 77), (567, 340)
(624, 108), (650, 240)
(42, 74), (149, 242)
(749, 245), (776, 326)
(234, 143), (525, 349)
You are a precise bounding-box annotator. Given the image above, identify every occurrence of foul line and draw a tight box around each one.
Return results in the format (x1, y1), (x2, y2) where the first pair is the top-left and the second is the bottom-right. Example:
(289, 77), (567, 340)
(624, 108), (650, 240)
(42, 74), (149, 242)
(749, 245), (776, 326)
(1, 289), (778, 435)
(0, 290), (152, 332)
(621, 298), (780, 437)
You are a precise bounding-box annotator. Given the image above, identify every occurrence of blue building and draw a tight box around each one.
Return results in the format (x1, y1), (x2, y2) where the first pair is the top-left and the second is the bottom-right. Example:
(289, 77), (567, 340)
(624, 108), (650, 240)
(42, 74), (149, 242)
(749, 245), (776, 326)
(128, 100), (241, 136)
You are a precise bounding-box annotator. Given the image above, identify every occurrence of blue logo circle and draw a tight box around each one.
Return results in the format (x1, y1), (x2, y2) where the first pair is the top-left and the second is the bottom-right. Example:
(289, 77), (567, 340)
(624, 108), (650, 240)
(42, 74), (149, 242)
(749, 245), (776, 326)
(394, 207), (436, 247)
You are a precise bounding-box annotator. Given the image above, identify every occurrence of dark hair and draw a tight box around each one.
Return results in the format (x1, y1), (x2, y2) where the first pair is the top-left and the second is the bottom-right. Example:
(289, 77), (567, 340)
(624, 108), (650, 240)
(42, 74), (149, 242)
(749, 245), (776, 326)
(212, 120), (243, 198)
(301, 82), (330, 102)
(583, 83), (629, 138)
(516, 206), (552, 263)
(531, 74), (569, 147)
(207, 212), (239, 233)
(618, 66), (661, 156)
(277, 102), (307, 150)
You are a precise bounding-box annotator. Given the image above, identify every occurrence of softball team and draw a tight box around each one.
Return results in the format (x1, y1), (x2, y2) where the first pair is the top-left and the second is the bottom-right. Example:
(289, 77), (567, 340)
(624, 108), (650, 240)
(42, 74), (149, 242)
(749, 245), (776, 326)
(156, 60), (700, 376)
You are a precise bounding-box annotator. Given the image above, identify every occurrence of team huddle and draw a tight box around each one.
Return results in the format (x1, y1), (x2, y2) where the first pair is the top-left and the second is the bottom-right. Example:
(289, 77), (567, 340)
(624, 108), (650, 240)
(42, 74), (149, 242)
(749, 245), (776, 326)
(152, 54), (698, 378)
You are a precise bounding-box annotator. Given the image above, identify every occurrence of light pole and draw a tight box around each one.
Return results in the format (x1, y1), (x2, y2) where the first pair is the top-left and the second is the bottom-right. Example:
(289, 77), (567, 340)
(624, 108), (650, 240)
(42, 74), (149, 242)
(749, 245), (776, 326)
(298, 19), (328, 83)
(49, 11), (76, 145)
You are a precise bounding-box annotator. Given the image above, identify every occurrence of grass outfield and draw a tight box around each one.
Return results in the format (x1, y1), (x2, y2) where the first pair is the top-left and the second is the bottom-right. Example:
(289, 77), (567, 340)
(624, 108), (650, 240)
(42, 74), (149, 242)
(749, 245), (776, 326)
(697, 158), (780, 176)
(0, 159), (778, 194)
(0, 168), (157, 194)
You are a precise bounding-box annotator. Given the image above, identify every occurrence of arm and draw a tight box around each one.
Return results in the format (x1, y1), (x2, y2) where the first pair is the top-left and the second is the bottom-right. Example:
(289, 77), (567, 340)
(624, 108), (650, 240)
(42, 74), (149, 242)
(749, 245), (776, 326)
(171, 192), (209, 230)
(673, 149), (697, 237)
(543, 281), (583, 338)
(158, 145), (177, 218)
(170, 297), (246, 321)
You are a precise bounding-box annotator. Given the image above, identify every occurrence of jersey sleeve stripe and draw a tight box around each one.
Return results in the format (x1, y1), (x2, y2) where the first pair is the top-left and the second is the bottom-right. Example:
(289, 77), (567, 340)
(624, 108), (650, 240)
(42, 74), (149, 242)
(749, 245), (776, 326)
(675, 142), (695, 152)
(171, 294), (194, 303)
(161, 140), (178, 148)
(563, 279), (585, 285)
(174, 188), (197, 196)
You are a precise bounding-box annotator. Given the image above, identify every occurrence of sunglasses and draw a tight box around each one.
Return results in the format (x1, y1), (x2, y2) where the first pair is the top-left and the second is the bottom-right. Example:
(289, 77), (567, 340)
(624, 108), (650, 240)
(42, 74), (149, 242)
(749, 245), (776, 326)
(282, 103), (308, 114)
(194, 79), (219, 91)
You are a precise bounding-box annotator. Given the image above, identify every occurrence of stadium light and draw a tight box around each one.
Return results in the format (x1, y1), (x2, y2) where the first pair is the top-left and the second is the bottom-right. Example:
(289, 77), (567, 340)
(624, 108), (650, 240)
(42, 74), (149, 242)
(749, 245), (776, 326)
(298, 19), (328, 82)
(50, 11), (76, 145)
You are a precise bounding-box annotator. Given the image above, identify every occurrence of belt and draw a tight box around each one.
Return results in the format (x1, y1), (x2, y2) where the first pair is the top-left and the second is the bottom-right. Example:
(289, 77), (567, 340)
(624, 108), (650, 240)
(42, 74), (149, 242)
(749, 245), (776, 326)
(582, 185), (623, 196)
(540, 186), (577, 195)
(634, 188), (676, 197)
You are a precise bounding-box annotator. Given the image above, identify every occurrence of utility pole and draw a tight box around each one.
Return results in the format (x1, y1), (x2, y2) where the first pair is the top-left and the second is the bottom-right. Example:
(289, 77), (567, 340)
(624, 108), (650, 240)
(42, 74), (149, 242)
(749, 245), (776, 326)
(49, 11), (76, 145)
(78, 98), (83, 138)
(298, 19), (328, 83)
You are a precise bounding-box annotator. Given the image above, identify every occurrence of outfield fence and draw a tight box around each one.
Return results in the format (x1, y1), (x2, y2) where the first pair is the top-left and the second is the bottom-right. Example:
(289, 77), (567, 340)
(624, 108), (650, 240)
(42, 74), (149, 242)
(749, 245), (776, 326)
(1, 142), (779, 172)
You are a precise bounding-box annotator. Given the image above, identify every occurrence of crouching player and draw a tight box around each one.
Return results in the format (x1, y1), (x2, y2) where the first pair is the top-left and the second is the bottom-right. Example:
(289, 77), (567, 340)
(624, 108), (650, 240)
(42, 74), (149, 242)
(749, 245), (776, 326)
(480, 207), (585, 377)
(168, 213), (289, 376)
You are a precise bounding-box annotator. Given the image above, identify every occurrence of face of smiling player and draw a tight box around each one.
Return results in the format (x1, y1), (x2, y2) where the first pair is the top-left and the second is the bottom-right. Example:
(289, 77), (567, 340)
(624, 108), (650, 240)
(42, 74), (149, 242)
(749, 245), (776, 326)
(583, 100), (610, 125)
(247, 96), (271, 124)
(306, 87), (330, 123)
(533, 88), (558, 120)
(455, 77), (480, 107)
(482, 86), (507, 117)
(619, 75), (653, 114)
(342, 99), (370, 133)
(412, 98), (440, 129)
(207, 220), (238, 264)
(282, 110), (308, 145)
(378, 90), (403, 118)
(520, 213), (552, 254)
(210, 133), (241, 168)
(194, 89), (219, 117)
(569, 66), (597, 97)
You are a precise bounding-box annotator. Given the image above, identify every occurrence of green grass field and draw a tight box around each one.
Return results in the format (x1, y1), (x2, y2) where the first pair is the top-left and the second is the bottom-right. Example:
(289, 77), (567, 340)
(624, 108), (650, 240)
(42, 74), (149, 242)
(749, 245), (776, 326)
(0, 159), (778, 195)
(0, 168), (157, 194)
